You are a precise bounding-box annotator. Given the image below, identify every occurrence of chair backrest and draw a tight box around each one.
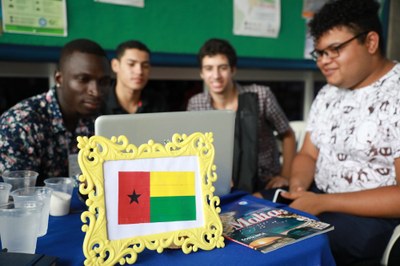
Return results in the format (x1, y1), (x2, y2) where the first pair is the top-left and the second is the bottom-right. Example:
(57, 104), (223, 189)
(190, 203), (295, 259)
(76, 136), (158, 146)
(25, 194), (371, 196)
(289, 120), (307, 151)
(382, 224), (400, 266)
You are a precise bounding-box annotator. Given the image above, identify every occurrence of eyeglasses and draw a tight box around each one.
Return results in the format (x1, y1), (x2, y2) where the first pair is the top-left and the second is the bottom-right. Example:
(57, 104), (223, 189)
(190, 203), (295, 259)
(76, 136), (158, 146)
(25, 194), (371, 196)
(310, 31), (369, 61)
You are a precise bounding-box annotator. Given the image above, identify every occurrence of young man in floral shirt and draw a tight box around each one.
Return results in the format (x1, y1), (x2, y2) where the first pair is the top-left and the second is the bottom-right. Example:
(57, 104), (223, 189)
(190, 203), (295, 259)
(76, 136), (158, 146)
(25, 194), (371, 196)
(0, 39), (111, 184)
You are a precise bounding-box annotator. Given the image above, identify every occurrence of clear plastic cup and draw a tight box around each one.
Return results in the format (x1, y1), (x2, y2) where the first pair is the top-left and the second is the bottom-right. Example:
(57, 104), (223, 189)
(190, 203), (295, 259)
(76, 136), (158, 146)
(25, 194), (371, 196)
(11, 187), (53, 237)
(2, 170), (38, 191)
(44, 177), (74, 216)
(0, 182), (12, 204)
(0, 202), (41, 253)
(14, 200), (44, 236)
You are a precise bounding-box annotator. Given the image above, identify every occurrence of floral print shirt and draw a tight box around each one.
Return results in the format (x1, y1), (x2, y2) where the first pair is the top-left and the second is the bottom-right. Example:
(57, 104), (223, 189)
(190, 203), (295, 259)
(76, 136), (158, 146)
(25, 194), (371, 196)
(0, 87), (96, 184)
(308, 63), (400, 193)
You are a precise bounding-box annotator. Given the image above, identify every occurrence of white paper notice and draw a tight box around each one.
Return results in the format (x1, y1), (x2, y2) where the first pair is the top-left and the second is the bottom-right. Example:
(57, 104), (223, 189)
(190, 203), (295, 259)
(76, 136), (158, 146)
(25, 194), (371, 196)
(233, 0), (281, 38)
(95, 0), (144, 8)
(302, 0), (329, 19)
(304, 27), (314, 60)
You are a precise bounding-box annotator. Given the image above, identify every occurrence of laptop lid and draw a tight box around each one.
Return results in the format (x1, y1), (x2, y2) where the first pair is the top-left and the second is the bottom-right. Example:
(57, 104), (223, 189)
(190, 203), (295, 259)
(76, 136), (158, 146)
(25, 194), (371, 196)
(94, 110), (236, 196)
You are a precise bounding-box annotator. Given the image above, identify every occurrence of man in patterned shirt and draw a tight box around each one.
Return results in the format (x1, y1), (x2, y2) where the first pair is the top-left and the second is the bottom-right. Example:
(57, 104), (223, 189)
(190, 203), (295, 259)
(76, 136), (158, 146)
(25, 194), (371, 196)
(281, 0), (400, 264)
(0, 39), (111, 185)
(187, 38), (296, 194)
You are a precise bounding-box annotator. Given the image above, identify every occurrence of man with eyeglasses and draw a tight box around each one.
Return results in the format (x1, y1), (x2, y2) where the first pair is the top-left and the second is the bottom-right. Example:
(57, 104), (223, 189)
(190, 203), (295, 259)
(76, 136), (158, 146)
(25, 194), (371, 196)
(280, 0), (400, 265)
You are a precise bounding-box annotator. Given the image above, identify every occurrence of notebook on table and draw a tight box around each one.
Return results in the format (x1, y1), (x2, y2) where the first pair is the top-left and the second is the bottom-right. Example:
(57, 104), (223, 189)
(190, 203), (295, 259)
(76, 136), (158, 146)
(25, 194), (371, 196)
(94, 110), (236, 196)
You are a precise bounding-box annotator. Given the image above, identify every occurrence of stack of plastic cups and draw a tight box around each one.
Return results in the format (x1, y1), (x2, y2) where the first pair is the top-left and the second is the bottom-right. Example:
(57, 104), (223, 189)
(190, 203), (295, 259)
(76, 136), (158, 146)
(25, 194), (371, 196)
(0, 202), (42, 253)
(11, 187), (53, 237)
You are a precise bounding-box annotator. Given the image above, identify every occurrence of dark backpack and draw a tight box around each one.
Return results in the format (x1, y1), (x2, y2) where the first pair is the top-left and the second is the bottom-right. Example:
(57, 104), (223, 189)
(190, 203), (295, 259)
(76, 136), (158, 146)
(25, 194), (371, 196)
(232, 92), (259, 193)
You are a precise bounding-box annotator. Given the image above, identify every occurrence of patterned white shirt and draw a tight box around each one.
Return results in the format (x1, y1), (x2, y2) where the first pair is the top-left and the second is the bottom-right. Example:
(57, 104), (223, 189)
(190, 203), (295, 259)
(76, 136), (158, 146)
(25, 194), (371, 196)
(308, 63), (400, 193)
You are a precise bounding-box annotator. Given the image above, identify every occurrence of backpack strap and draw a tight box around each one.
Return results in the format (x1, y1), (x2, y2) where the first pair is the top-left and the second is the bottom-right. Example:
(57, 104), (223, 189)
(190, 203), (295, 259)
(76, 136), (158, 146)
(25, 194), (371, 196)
(232, 92), (259, 193)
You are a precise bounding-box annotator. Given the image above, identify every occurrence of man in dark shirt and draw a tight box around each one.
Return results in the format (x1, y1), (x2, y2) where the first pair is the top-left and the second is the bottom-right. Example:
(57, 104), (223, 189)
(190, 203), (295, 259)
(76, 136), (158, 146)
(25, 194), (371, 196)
(0, 39), (112, 184)
(103, 40), (167, 114)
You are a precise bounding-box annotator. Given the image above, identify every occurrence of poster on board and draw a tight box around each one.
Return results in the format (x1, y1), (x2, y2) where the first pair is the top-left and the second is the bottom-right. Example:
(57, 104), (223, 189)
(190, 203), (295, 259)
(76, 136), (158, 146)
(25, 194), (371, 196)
(95, 0), (144, 8)
(233, 0), (281, 38)
(1, 0), (67, 36)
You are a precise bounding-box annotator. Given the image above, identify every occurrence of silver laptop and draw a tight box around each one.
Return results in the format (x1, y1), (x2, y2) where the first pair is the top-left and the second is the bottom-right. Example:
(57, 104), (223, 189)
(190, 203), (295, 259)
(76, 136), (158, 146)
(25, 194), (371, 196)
(94, 110), (236, 196)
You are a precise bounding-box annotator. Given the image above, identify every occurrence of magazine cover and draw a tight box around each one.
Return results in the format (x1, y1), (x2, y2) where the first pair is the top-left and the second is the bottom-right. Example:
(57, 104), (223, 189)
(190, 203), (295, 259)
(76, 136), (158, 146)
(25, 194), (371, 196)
(220, 198), (334, 254)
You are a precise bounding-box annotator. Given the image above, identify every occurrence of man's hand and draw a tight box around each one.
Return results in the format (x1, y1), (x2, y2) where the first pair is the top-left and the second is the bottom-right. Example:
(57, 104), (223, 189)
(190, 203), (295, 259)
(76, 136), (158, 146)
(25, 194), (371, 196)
(265, 175), (289, 189)
(283, 190), (323, 215)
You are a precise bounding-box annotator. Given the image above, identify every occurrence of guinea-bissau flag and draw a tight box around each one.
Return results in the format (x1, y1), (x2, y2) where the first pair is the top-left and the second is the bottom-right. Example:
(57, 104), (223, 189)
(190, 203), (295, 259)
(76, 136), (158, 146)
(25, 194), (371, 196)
(118, 171), (197, 224)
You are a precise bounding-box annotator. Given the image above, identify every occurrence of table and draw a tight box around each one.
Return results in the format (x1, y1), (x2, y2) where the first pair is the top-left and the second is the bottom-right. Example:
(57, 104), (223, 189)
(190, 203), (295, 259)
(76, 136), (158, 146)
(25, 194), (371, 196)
(35, 190), (336, 266)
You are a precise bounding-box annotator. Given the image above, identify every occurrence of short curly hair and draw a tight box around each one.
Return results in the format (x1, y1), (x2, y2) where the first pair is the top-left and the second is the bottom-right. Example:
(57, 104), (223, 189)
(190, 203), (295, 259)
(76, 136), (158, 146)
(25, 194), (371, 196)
(58, 39), (108, 71)
(308, 0), (384, 55)
(198, 38), (237, 68)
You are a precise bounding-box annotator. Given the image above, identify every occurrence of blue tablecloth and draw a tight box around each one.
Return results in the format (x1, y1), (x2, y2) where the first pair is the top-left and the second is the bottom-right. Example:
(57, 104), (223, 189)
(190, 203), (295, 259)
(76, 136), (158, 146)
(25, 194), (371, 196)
(35, 190), (336, 266)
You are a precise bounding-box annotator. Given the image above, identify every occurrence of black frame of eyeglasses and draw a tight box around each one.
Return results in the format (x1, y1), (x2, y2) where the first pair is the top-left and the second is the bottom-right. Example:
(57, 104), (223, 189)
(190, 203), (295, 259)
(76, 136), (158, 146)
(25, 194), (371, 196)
(310, 31), (369, 61)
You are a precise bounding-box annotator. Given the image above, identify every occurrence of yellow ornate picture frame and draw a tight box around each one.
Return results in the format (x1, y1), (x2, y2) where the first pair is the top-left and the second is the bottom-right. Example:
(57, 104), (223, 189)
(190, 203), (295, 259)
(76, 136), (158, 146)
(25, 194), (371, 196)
(77, 132), (225, 265)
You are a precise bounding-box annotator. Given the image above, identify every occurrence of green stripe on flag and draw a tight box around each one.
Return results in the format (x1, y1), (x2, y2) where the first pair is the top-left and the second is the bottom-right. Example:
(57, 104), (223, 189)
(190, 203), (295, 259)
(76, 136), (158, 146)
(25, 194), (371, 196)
(150, 196), (196, 222)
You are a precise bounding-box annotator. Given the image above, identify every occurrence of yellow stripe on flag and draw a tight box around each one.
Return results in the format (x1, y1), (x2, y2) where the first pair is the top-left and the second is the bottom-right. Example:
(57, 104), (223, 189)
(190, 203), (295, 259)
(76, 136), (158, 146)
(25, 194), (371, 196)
(150, 171), (195, 197)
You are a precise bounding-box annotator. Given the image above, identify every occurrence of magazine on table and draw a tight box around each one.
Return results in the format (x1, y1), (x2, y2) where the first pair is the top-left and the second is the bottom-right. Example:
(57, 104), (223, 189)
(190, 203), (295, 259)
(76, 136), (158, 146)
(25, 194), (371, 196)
(220, 197), (334, 254)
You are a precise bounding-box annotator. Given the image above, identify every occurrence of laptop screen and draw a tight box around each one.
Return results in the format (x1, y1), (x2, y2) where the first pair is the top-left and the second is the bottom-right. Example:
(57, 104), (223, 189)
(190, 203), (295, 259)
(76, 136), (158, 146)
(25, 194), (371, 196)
(95, 110), (235, 196)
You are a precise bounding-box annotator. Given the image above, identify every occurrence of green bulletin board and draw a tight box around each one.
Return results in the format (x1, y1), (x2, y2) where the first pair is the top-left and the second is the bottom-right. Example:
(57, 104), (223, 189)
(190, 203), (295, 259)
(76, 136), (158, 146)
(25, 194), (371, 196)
(0, 0), (310, 64)
(0, 0), (305, 59)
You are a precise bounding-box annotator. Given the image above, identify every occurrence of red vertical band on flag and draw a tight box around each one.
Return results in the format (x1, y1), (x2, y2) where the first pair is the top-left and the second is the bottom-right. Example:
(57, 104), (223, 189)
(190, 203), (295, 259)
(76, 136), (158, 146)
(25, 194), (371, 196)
(118, 171), (150, 224)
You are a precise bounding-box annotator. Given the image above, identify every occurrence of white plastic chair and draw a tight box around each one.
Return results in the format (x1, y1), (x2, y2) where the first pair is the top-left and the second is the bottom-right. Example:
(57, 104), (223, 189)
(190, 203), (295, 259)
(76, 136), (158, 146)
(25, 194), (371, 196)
(289, 120), (307, 151)
(381, 224), (400, 265)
